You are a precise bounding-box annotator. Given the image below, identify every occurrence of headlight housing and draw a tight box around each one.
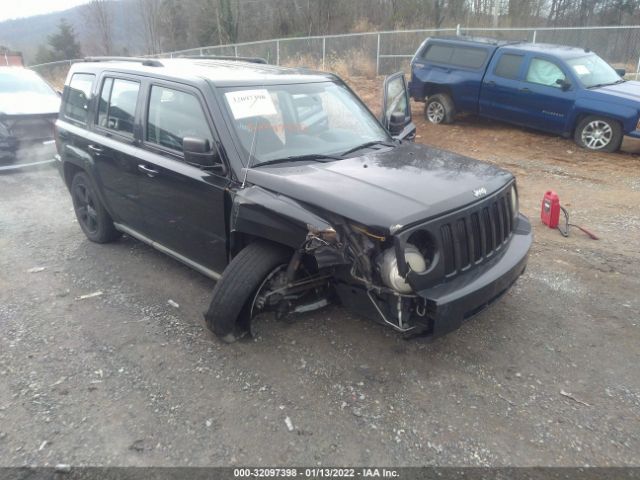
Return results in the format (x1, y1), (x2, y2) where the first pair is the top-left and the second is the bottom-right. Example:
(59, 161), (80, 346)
(379, 245), (428, 294)
(510, 184), (518, 220)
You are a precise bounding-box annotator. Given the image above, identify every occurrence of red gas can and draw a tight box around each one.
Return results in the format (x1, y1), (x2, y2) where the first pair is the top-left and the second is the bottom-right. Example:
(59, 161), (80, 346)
(541, 190), (561, 228)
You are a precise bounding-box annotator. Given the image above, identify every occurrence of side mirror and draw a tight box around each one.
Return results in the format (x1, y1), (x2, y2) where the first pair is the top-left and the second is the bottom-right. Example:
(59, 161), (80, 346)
(388, 112), (406, 136)
(555, 78), (571, 91)
(382, 71), (415, 140)
(615, 68), (626, 78)
(183, 137), (226, 173)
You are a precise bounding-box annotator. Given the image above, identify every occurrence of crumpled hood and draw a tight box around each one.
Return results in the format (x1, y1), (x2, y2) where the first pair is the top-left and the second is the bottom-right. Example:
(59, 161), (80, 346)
(245, 142), (513, 233)
(0, 92), (60, 116)
(594, 80), (640, 103)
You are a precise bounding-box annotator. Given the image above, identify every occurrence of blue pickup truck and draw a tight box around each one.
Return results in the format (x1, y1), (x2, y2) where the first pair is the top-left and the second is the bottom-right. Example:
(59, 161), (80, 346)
(409, 36), (640, 152)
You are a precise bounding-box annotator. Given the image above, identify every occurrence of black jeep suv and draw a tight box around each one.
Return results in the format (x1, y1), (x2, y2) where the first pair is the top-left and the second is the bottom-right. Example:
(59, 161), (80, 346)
(55, 56), (532, 342)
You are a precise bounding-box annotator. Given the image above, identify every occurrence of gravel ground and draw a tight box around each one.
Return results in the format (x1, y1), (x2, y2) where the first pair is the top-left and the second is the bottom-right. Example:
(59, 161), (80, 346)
(1, 105), (640, 467)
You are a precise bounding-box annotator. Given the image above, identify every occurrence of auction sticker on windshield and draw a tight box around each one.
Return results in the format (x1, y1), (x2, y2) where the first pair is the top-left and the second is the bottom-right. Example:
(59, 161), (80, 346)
(225, 89), (277, 119)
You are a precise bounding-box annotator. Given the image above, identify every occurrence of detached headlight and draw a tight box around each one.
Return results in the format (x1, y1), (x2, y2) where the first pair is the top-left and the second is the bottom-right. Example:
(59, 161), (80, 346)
(379, 245), (427, 294)
(510, 184), (518, 220)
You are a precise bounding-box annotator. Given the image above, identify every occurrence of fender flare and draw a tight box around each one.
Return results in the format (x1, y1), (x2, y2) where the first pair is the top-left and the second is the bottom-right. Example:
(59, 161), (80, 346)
(229, 186), (333, 254)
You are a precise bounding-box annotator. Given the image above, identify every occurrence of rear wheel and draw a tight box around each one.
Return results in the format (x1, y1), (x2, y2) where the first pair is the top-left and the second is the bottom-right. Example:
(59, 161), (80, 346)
(574, 116), (622, 152)
(425, 93), (455, 124)
(204, 240), (292, 343)
(70, 171), (121, 243)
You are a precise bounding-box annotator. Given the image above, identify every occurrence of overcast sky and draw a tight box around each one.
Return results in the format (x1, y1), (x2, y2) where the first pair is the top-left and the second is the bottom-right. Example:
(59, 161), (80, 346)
(0, 0), (90, 22)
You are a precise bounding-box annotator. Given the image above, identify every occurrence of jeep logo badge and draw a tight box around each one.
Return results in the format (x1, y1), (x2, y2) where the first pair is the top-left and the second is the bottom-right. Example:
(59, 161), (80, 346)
(473, 187), (487, 198)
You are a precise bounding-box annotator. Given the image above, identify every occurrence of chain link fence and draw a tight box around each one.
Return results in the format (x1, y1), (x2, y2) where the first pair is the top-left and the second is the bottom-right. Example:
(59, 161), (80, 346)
(30, 25), (640, 85)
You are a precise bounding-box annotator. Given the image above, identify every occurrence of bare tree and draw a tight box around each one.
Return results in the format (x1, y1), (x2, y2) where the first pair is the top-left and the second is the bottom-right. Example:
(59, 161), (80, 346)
(82, 0), (114, 55)
(137, 0), (163, 54)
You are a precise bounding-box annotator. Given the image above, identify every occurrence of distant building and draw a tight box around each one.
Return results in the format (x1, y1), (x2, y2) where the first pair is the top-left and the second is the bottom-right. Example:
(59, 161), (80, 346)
(0, 47), (24, 67)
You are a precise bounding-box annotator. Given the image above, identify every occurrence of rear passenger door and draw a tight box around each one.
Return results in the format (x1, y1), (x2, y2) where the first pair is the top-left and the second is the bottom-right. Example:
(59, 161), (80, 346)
(91, 75), (146, 231)
(136, 81), (229, 275)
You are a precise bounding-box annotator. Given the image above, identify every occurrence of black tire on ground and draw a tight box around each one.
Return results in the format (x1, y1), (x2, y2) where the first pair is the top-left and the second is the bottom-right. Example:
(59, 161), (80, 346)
(70, 171), (121, 243)
(424, 93), (456, 124)
(574, 115), (623, 153)
(204, 240), (292, 343)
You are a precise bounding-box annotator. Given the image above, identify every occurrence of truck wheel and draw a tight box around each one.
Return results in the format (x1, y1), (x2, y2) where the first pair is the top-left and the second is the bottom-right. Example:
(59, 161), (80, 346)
(204, 240), (292, 343)
(425, 94), (455, 124)
(70, 171), (121, 243)
(574, 116), (622, 152)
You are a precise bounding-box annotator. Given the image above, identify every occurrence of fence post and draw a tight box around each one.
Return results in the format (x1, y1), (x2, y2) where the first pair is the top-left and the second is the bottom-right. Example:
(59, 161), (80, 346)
(234, 45), (238, 57)
(456, 24), (461, 36)
(532, 30), (537, 44)
(276, 40), (280, 65)
(376, 33), (381, 76)
(199, 47), (204, 56)
(636, 55), (640, 80)
(322, 37), (326, 70)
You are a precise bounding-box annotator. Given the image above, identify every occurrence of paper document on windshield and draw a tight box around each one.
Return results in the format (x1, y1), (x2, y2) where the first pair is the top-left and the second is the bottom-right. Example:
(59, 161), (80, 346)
(573, 65), (590, 75)
(225, 89), (277, 119)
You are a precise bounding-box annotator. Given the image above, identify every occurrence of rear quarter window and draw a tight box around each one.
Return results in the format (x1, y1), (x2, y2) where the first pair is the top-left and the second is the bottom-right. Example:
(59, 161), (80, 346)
(422, 44), (487, 69)
(422, 44), (454, 63)
(63, 73), (95, 125)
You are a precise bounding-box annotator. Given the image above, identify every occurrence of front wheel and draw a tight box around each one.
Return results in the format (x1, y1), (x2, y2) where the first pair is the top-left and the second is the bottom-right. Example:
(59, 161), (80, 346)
(425, 93), (456, 124)
(204, 240), (292, 343)
(574, 116), (622, 152)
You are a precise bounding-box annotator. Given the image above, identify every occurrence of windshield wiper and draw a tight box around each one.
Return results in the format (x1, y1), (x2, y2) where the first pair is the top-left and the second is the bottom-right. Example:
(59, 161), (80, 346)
(340, 140), (395, 157)
(588, 79), (626, 89)
(254, 153), (343, 168)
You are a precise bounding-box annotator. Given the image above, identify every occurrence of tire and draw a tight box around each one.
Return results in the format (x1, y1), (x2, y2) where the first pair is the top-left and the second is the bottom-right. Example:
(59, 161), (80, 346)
(425, 93), (456, 124)
(70, 171), (121, 243)
(574, 115), (622, 153)
(204, 240), (292, 343)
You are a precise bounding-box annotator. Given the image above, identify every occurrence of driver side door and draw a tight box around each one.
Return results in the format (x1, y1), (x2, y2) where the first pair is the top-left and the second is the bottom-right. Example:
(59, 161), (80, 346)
(382, 72), (416, 140)
(136, 80), (230, 276)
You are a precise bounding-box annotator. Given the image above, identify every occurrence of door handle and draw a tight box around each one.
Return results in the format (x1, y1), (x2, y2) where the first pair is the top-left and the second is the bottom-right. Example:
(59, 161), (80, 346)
(87, 144), (103, 153)
(486, 80), (496, 86)
(520, 87), (531, 93)
(138, 164), (159, 177)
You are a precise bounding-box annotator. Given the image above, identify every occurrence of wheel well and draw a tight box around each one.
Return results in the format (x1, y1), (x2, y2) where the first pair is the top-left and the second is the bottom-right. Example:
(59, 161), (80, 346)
(423, 84), (452, 101)
(63, 162), (84, 189)
(229, 232), (294, 260)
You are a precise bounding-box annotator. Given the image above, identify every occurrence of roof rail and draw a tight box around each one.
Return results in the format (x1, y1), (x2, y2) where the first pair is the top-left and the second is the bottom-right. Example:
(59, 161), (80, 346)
(177, 55), (268, 64)
(83, 56), (163, 67)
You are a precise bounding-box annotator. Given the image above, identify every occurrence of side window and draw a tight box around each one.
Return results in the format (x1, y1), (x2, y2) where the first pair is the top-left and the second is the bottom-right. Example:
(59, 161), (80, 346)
(97, 77), (113, 127)
(98, 78), (140, 136)
(494, 54), (524, 80)
(526, 58), (566, 88)
(147, 86), (213, 152)
(450, 47), (488, 69)
(63, 73), (95, 125)
(423, 44), (454, 63)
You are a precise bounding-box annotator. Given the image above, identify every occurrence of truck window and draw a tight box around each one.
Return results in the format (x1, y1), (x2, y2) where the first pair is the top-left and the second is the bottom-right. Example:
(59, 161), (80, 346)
(526, 58), (565, 88)
(494, 54), (524, 80)
(423, 44), (487, 69)
(450, 47), (487, 69)
(423, 45), (454, 63)
(98, 78), (140, 136)
(147, 85), (213, 152)
(63, 73), (95, 125)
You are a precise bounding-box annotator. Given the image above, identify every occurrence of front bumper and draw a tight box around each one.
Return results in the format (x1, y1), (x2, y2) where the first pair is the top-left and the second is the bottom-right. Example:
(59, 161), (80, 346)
(335, 214), (532, 338)
(626, 129), (640, 139)
(417, 214), (531, 337)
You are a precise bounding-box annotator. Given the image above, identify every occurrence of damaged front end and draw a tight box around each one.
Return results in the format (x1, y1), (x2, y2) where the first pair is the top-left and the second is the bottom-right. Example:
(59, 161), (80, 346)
(230, 182), (530, 338)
